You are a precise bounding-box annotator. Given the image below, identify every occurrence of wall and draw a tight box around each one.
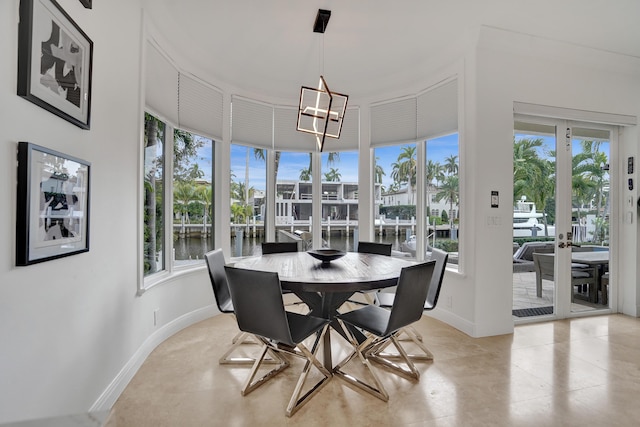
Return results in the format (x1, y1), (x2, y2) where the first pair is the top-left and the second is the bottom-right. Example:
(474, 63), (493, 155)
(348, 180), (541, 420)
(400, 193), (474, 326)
(465, 27), (640, 335)
(0, 1), (215, 423)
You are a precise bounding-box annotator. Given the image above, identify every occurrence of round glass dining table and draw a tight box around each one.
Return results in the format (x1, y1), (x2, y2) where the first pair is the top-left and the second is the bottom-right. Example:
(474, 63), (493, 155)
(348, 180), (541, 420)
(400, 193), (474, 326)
(234, 251), (415, 368)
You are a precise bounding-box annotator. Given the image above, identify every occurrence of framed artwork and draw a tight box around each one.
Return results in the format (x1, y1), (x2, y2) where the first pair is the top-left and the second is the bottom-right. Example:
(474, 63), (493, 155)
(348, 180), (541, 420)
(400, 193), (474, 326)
(17, 0), (93, 129)
(16, 142), (91, 266)
(79, 0), (92, 8)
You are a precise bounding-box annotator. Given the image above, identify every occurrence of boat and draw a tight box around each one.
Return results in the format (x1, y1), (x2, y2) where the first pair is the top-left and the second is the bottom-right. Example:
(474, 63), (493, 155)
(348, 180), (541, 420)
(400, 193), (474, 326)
(513, 197), (555, 237)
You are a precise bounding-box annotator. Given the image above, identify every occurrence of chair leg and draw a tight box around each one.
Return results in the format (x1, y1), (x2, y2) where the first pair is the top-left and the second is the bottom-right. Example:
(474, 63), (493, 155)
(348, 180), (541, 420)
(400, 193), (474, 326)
(367, 333), (421, 380)
(285, 326), (332, 417)
(240, 340), (290, 396)
(370, 326), (434, 362)
(220, 331), (280, 365)
(333, 320), (389, 402)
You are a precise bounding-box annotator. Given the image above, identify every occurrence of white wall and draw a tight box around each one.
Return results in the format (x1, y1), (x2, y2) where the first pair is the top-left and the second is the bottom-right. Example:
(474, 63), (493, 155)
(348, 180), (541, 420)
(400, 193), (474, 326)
(1, 3), (639, 424)
(0, 0), (215, 423)
(456, 27), (640, 335)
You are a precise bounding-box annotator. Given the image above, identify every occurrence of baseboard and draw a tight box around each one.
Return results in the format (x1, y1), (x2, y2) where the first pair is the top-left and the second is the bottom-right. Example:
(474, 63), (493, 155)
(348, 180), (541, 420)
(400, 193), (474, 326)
(90, 305), (218, 414)
(427, 307), (475, 337)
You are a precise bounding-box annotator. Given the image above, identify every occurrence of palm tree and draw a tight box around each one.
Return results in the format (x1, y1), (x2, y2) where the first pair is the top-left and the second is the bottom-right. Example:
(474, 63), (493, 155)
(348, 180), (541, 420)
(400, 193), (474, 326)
(426, 160), (443, 216)
(299, 167), (311, 181)
(324, 167), (341, 182)
(443, 154), (459, 176)
(435, 175), (459, 230)
(174, 182), (196, 231)
(144, 113), (163, 274)
(374, 156), (386, 184)
(195, 185), (212, 234)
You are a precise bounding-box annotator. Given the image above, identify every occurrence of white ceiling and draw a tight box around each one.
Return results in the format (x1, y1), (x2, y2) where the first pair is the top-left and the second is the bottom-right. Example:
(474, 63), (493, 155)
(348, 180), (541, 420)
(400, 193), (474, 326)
(146, 0), (640, 103)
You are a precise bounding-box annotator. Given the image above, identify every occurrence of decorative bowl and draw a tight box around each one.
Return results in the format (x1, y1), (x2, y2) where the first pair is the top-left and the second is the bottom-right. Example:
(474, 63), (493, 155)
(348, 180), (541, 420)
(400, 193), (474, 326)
(307, 248), (346, 264)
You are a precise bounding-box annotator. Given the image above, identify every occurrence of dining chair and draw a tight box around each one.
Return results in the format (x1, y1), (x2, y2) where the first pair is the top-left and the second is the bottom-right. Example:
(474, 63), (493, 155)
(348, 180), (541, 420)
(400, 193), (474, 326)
(350, 241), (392, 306)
(357, 241), (392, 256)
(375, 248), (448, 361)
(333, 261), (436, 400)
(261, 241), (298, 254)
(204, 249), (268, 365)
(224, 265), (332, 417)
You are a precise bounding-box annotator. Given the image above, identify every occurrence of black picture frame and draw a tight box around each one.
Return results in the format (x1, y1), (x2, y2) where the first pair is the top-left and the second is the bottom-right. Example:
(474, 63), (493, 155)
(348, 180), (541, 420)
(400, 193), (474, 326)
(79, 0), (92, 9)
(17, 0), (93, 129)
(16, 142), (91, 266)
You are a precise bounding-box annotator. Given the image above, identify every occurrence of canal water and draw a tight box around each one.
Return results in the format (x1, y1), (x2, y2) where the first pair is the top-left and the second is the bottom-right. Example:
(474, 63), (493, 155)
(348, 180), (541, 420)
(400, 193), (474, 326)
(173, 230), (414, 260)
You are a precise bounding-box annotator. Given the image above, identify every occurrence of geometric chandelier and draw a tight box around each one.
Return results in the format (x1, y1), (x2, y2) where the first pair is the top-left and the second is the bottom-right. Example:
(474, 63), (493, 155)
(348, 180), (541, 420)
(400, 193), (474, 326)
(296, 9), (349, 152)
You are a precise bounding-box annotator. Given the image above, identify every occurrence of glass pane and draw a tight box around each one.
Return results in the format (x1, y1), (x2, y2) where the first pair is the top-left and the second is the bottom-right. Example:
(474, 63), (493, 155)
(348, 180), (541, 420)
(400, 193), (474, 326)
(143, 113), (165, 276)
(321, 151), (358, 252)
(375, 143), (417, 256)
(230, 144), (266, 257)
(426, 133), (460, 264)
(570, 130), (610, 311)
(276, 150), (313, 250)
(512, 129), (556, 317)
(173, 131), (214, 266)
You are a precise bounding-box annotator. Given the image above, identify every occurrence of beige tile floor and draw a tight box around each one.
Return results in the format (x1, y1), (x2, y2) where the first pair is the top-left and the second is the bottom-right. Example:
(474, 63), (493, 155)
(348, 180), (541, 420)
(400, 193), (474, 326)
(105, 311), (640, 426)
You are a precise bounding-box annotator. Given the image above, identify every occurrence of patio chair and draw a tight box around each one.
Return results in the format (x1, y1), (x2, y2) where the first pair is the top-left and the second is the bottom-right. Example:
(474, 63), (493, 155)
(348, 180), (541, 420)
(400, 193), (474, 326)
(333, 261), (436, 400)
(533, 252), (597, 301)
(224, 266), (331, 417)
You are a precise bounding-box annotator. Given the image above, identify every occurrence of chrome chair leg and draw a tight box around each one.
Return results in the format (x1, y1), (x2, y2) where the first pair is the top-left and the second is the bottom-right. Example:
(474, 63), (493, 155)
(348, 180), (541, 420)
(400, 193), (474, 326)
(333, 319), (389, 402)
(369, 326), (434, 362)
(241, 340), (290, 396)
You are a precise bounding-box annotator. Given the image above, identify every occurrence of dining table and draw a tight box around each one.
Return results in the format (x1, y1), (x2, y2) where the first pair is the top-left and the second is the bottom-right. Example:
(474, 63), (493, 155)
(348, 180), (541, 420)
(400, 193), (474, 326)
(233, 251), (416, 369)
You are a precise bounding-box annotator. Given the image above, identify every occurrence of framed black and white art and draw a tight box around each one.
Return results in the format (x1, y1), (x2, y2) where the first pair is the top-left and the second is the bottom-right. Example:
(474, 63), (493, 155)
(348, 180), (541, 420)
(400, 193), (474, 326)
(17, 0), (93, 129)
(16, 142), (91, 266)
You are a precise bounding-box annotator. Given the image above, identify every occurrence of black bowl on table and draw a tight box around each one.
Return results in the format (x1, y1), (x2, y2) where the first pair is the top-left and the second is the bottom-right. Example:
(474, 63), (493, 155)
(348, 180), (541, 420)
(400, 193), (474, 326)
(307, 248), (346, 264)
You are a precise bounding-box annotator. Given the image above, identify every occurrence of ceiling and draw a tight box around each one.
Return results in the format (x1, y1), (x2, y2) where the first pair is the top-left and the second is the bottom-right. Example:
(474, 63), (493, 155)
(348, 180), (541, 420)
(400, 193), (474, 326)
(146, 0), (640, 104)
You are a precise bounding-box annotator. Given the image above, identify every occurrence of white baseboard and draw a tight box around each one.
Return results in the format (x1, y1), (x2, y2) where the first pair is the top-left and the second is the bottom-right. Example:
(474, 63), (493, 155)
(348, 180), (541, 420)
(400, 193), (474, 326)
(90, 305), (218, 414)
(427, 307), (475, 337)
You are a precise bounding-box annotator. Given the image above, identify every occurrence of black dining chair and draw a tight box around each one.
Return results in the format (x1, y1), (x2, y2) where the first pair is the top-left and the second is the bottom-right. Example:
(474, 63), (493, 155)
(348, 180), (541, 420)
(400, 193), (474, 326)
(333, 261), (436, 400)
(204, 249), (268, 364)
(357, 241), (392, 256)
(350, 241), (393, 306)
(261, 241), (298, 254)
(375, 248), (448, 361)
(224, 265), (332, 417)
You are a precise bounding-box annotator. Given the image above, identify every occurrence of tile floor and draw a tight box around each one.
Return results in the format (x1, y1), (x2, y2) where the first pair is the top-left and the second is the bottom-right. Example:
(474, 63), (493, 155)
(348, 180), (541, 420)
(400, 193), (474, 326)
(105, 312), (640, 426)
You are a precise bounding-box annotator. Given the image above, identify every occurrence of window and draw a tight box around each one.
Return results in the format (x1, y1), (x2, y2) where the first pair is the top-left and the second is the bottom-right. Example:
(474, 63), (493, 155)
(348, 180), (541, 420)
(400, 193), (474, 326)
(374, 143), (417, 257)
(276, 150), (313, 248)
(143, 113), (166, 276)
(230, 144), (267, 257)
(321, 150), (359, 251)
(426, 133), (460, 252)
(173, 131), (214, 266)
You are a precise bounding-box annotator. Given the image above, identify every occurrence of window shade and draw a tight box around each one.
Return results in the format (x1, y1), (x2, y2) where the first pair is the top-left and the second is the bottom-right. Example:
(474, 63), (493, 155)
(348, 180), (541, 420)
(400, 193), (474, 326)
(178, 73), (223, 140)
(231, 96), (273, 149)
(273, 106), (316, 152)
(370, 98), (417, 147)
(145, 41), (179, 124)
(322, 107), (359, 152)
(417, 79), (458, 140)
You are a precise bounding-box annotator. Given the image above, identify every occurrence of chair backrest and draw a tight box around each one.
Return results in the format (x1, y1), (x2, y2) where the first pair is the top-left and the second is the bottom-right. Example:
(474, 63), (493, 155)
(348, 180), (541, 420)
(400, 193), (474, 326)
(533, 252), (555, 281)
(385, 260), (436, 336)
(261, 241), (298, 255)
(223, 266), (294, 347)
(357, 241), (392, 256)
(204, 249), (233, 313)
(424, 248), (449, 310)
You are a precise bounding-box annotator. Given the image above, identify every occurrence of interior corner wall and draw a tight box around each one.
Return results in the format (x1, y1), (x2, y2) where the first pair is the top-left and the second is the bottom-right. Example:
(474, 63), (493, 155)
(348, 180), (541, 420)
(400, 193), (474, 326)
(0, 0), (214, 423)
(469, 27), (640, 335)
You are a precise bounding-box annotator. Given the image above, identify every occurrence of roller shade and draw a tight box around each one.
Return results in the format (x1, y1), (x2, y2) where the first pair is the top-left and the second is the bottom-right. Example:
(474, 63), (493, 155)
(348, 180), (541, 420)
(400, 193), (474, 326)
(322, 107), (359, 152)
(178, 73), (223, 140)
(273, 106), (316, 152)
(417, 79), (458, 140)
(231, 96), (273, 149)
(370, 97), (417, 147)
(145, 41), (178, 124)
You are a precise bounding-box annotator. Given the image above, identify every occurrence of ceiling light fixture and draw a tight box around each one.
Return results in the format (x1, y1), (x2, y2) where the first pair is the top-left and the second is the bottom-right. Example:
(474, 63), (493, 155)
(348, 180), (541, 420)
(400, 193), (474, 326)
(296, 9), (349, 152)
